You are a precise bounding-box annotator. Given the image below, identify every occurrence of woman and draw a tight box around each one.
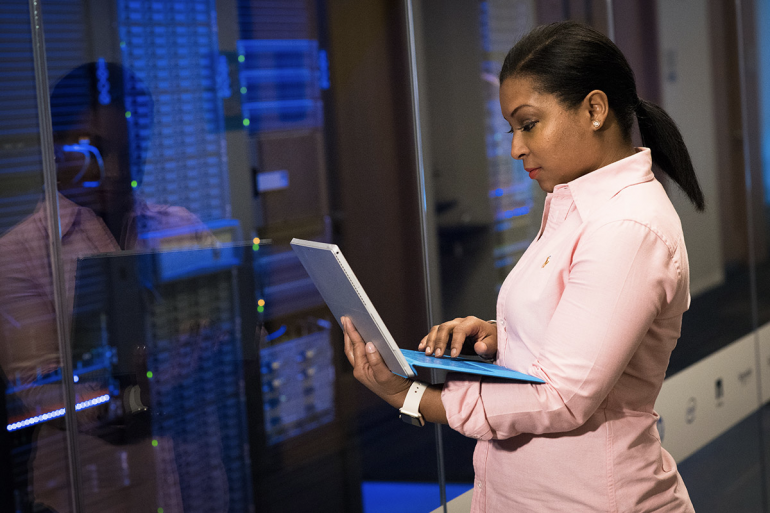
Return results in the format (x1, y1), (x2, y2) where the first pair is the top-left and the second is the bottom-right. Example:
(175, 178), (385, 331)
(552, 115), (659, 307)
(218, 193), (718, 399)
(342, 21), (699, 512)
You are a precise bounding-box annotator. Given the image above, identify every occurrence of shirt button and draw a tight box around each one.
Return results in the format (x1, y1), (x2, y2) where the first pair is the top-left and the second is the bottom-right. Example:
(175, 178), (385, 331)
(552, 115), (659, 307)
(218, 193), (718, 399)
(477, 481), (483, 489)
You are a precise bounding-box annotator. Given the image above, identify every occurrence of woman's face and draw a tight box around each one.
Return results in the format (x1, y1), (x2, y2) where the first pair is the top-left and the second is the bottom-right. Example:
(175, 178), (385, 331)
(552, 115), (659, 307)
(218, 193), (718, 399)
(499, 76), (602, 193)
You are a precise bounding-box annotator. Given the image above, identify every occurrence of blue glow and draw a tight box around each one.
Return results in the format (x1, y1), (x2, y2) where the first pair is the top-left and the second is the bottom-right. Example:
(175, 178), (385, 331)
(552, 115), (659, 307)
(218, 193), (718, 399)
(96, 58), (111, 105)
(61, 141), (105, 188)
(319, 49), (330, 90)
(758, 0), (770, 203)
(7, 395), (111, 432)
(497, 205), (530, 220)
(361, 482), (473, 513)
(266, 325), (287, 342)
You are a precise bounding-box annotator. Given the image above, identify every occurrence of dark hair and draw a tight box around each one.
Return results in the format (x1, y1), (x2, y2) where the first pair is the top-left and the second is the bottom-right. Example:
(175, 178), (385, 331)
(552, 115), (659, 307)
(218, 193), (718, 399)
(50, 62), (154, 183)
(50, 61), (153, 134)
(500, 21), (705, 211)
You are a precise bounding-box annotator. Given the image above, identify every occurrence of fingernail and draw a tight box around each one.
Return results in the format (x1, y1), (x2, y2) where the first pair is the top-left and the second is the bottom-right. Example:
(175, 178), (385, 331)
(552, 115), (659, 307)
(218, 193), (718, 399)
(426, 347), (432, 354)
(435, 348), (442, 356)
(366, 342), (376, 353)
(451, 348), (457, 357)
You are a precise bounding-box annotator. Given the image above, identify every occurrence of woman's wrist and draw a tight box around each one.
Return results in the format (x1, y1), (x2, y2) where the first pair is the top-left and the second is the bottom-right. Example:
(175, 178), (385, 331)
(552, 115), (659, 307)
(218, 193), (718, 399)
(379, 378), (411, 409)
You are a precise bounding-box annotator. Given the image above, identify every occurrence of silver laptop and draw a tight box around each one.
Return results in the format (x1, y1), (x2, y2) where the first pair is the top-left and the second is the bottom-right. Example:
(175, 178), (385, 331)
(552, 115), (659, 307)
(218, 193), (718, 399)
(290, 239), (544, 385)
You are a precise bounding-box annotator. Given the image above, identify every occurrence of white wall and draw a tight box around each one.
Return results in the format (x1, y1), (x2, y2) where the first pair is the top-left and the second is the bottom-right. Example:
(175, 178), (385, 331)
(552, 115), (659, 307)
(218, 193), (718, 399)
(656, 0), (724, 296)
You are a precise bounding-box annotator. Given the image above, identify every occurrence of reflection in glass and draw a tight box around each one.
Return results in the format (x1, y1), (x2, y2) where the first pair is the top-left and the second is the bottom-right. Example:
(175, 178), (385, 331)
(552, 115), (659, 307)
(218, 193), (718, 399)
(1, 55), (226, 511)
(0, 2), (75, 511)
(69, 246), (253, 512)
(2, 0), (440, 511)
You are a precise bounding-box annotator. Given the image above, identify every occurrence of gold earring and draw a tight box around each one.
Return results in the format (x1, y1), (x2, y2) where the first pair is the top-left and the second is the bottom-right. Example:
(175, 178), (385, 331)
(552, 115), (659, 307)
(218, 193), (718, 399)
(592, 120), (600, 128)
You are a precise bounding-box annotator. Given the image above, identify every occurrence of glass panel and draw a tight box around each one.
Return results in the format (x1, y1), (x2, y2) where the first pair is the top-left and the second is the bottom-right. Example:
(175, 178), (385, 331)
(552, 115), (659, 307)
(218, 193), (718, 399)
(654, 0), (765, 509)
(0, 2), (75, 511)
(417, 0), (767, 510)
(25, 0), (436, 512)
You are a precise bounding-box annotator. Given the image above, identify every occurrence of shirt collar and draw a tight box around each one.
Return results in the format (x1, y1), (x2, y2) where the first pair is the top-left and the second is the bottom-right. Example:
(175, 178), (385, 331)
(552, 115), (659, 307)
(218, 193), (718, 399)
(559, 147), (654, 220)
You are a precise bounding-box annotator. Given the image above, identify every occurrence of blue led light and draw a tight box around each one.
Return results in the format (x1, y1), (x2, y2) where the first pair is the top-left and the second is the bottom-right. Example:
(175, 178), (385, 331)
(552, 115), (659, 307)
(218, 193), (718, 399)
(96, 58), (111, 105)
(266, 325), (287, 342)
(319, 49), (330, 90)
(7, 394), (110, 432)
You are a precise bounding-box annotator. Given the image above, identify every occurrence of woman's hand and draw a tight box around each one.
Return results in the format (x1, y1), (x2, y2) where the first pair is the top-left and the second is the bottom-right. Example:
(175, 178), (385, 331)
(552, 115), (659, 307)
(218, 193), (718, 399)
(418, 316), (497, 359)
(342, 316), (411, 408)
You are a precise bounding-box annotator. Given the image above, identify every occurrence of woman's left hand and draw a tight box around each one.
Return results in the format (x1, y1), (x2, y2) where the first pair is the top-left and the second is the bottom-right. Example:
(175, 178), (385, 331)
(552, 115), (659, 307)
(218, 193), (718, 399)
(342, 316), (411, 408)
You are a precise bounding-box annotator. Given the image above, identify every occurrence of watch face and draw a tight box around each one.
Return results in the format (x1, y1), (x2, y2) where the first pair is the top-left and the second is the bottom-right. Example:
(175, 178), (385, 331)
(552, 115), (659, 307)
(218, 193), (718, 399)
(399, 413), (425, 427)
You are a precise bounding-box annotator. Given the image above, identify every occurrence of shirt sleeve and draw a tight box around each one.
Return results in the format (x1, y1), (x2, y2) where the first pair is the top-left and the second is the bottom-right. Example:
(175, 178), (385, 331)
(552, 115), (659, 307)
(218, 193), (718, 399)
(441, 219), (684, 440)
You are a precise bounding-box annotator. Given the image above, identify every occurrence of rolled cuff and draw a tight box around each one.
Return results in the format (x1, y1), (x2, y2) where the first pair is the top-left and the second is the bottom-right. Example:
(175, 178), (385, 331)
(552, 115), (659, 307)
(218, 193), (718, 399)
(441, 374), (495, 441)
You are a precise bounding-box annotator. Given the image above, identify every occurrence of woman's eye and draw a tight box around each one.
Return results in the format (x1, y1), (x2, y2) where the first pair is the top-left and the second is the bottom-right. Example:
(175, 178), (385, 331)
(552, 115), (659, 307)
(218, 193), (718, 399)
(508, 120), (538, 134)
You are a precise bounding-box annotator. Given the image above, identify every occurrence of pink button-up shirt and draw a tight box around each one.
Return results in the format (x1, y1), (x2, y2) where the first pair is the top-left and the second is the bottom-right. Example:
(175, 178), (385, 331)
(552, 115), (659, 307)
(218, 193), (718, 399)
(442, 149), (694, 512)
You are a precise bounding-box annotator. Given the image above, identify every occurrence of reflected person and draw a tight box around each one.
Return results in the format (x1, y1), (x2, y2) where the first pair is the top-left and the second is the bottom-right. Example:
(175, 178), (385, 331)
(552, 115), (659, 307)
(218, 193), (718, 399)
(0, 62), (223, 512)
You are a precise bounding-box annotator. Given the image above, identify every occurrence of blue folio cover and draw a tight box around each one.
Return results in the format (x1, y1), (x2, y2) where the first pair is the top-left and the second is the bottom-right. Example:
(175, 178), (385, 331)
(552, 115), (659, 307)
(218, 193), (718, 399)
(400, 349), (544, 383)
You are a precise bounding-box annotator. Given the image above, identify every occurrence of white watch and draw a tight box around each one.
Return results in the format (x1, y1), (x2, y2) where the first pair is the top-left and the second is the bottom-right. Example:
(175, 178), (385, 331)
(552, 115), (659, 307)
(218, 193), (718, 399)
(399, 381), (428, 427)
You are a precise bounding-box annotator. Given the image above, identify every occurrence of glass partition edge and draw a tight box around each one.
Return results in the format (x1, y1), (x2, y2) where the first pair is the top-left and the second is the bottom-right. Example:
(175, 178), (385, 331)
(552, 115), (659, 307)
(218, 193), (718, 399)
(405, 0), (448, 511)
(27, 0), (83, 511)
(736, 0), (769, 510)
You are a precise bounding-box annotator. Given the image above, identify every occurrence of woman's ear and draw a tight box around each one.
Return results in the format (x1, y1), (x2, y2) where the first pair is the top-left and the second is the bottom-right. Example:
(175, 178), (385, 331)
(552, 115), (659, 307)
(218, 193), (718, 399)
(584, 90), (609, 130)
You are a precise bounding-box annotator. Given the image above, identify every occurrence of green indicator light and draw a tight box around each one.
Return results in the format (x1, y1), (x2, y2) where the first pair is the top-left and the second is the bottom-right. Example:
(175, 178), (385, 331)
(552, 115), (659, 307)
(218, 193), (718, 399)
(252, 243), (259, 251)
(151, 439), (158, 447)
(240, 86), (247, 94)
(243, 118), (250, 127)
(158, 509), (164, 513)
(146, 371), (153, 379)
(131, 180), (138, 188)
(125, 111), (132, 118)
(238, 55), (245, 63)
(257, 305), (264, 313)
(120, 41), (126, 48)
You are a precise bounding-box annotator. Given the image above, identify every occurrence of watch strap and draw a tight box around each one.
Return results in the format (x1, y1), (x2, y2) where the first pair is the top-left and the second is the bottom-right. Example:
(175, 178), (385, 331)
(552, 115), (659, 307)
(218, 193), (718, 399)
(399, 381), (428, 426)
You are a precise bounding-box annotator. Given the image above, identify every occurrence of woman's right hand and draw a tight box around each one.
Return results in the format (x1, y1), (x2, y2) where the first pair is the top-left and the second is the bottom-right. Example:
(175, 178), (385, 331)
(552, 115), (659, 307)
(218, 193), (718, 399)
(418, 316), (497, 359)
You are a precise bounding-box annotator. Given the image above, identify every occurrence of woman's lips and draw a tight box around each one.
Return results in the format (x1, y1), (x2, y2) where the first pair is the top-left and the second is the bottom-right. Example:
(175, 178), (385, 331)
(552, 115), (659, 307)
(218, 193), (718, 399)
(525, 167), (540, 179)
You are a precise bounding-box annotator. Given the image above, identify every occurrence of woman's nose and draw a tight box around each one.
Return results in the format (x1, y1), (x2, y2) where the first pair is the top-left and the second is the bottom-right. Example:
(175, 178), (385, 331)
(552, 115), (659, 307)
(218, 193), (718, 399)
(510, 134), (527, 160)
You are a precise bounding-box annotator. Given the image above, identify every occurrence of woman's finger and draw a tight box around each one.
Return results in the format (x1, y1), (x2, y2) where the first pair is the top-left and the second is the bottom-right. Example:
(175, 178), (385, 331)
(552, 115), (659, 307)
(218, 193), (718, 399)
(418, 333), (429, 351)
(449, 325), (468, 357)
(423, 325), (439, 354)
(432, 322), (456, 357)
(345, 318), (369, 365)
(474, 340), (495, 359)
(342, 317), (355, 366)
(364, 342), (393, 383)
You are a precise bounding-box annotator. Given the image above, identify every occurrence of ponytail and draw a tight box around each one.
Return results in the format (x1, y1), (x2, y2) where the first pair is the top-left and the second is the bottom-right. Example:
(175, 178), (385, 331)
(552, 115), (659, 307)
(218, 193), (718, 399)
(501, 21), (706, 212)
(635, 100), (705, 211)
